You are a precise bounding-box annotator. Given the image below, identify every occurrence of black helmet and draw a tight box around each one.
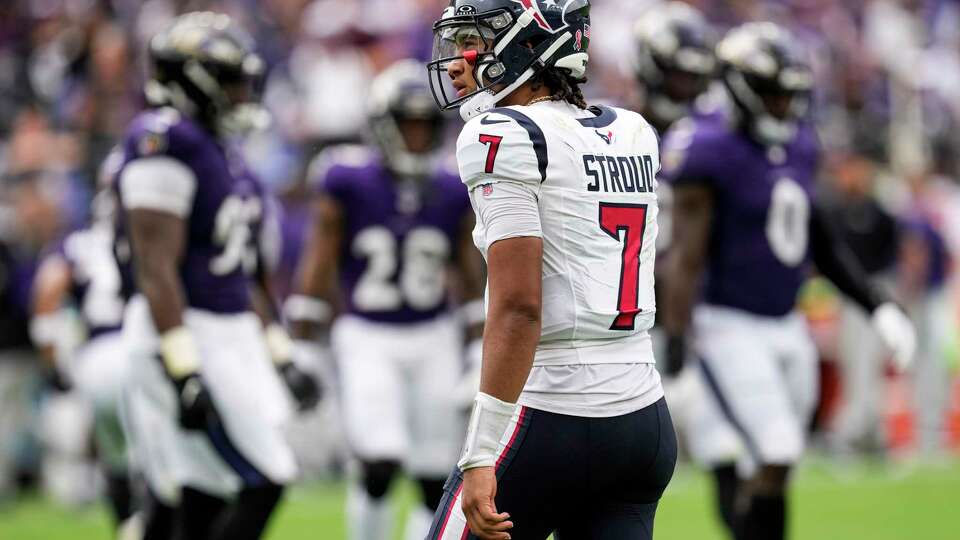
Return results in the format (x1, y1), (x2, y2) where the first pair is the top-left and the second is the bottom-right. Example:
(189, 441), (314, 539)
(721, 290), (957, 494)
(716, 22), (813, 146)
(368, 59), (447, 178)
(632, 2), (715, 129)
(145, 11), (269, 136)
(428, 0), (591, 120)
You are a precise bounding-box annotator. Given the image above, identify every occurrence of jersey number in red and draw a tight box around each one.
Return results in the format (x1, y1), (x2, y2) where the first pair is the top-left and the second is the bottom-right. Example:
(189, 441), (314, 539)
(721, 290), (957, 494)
(478, 134), (503, 174)
(598, 203), (648, 331)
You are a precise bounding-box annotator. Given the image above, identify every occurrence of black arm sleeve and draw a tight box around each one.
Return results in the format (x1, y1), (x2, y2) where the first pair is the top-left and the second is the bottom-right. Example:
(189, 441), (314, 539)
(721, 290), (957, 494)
(809, 202), (884, 314)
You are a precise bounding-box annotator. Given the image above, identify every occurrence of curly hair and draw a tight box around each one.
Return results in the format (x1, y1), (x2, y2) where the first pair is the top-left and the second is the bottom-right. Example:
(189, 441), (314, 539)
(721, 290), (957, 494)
(530, 67), (588, 109)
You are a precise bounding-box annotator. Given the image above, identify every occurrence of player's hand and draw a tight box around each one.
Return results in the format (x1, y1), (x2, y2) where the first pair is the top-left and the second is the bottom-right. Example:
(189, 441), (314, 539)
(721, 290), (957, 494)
(172, 373), (219, 431)
(42, 365), (72, 393)
(279, 362), (321, 411)
(665, 334), (686, 377)
(461, 466), (513, 540)
(871, 302), (916, 372)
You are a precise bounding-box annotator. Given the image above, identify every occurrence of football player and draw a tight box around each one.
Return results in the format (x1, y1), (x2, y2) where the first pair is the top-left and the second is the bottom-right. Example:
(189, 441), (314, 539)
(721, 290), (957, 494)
(288, 59), (485, 540)
(115, 12), (314, 540)
(629, 2), (740, 530)
(630, 1), (716, 137)
(426, 0), (676, 538)
(661, 23), (916, 540)
(29, 150), (135, 530)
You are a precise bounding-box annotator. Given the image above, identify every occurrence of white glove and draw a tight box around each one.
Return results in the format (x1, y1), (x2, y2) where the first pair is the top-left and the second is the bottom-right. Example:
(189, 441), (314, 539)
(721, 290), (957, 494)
(871, 303), (916, 372)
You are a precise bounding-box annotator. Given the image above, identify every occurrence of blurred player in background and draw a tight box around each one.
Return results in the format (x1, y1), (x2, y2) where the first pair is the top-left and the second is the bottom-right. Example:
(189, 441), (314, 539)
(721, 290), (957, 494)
(629, 1), (716, 347)
(289, 59), (484, 540)
(426, 0), (675, 537)
(630, 2), (716, 138)
(116, 12), (316, 540)
(29, 148), (135, 531)
(0, 170), (65, 501)
(661, 22), (917, 540)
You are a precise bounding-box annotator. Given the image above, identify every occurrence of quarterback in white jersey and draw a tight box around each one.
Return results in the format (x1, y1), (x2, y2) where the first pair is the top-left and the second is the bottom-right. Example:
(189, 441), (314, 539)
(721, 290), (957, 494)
(426, 1), (676, 538)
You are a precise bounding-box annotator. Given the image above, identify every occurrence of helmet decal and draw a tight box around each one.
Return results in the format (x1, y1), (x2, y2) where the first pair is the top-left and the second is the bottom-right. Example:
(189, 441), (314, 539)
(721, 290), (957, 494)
(512, 0), (553, 32)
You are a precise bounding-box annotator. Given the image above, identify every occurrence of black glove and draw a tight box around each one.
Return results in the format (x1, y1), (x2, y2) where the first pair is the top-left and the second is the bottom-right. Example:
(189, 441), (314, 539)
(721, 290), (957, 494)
(665, 335), (686, 377)
(42, 365), (72, 393)
(172, 373), (220, 431)
(279, 362), (321, 412)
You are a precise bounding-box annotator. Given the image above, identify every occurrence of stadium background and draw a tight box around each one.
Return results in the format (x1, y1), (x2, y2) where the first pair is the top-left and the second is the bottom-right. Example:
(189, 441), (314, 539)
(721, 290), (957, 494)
(1, 0), (959, 538)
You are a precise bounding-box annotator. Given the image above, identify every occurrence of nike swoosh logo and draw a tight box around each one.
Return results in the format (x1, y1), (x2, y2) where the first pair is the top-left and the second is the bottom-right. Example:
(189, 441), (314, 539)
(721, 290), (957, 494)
(480, 116), (510, 125)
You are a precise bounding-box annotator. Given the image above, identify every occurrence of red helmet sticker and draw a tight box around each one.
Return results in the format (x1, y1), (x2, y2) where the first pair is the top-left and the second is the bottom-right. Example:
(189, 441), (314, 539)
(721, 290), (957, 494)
(513, 0), (553, 32)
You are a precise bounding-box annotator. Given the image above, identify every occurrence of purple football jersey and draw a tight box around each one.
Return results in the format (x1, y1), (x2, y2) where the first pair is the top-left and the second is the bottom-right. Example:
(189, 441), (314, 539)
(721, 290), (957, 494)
(116, 109), (269, 314)
(315, 147), (471, 324)
(661, 113), (820, 317)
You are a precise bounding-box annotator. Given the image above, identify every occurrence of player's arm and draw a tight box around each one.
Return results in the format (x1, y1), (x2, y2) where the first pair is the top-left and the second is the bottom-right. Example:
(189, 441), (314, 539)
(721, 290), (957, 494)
(287, 194), (342, 341)
(809, 202), (915, 370)
(454, 114), (548, 536)
(456, 114), (545, 433)
(30, 252), (73, 390)
(251, 247), (321, 411)
(128, 209), (188, 340)
(122, 156), (215, 430)
(479, 236), (542, 401)
(662, 183), (712, 374)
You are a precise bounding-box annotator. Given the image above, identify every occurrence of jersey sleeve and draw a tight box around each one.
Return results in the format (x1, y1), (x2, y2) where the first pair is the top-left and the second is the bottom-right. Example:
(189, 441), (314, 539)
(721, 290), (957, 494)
(457, 111), (545, 191)
(470, 180), (542, 254)
(119, 110), (199, 217)
(119, 156), (197, 217)
(659, 118), (716, 187)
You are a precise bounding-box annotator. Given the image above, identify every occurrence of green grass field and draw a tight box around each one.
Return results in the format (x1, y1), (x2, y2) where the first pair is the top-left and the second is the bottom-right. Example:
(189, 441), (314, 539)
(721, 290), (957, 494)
(2, 459), (958, 539)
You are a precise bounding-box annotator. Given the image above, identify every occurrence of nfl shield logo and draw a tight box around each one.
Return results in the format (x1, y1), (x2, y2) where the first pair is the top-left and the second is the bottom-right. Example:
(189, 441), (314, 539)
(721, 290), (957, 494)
(481, 183), (494, 197)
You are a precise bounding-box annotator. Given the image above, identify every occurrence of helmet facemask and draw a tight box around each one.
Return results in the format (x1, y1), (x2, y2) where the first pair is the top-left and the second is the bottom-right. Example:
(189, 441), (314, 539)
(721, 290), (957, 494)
(428, 10), (514, 117)
(210, 56), (270, 136)
(371, 104), (446, 179)
(639, 51), (714, 127)
(723, 67), (811, 146)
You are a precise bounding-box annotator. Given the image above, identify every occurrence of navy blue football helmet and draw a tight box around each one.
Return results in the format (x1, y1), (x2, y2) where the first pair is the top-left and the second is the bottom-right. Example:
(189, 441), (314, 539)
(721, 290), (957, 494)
(632, 2), (716, 129)
(368, 59), (447, 178)
(716, 22), (813, 145)
(428, 0), (591, 120)
(145, 12), (268, 135)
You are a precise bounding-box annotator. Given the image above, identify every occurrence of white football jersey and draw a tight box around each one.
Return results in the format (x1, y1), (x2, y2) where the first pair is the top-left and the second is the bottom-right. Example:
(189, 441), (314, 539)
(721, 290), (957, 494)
(458, 100), (661, 355)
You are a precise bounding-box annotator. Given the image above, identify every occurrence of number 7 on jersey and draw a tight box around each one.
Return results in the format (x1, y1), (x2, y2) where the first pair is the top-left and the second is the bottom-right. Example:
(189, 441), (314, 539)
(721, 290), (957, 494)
(598, 203), (648, 331)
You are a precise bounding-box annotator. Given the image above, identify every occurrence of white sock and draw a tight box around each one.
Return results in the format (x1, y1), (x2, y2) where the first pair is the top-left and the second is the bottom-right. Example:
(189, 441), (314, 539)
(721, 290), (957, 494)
(404, 504), (434, 540)
(347, 483), (392, 540)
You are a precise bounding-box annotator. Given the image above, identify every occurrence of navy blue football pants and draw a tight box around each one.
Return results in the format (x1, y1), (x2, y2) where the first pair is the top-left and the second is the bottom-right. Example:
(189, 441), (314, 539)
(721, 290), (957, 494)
(429, 397), (677, 540)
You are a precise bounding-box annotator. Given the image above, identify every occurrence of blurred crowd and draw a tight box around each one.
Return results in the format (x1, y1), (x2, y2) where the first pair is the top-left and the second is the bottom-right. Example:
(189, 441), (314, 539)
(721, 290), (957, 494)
(1, 0), (959, 504)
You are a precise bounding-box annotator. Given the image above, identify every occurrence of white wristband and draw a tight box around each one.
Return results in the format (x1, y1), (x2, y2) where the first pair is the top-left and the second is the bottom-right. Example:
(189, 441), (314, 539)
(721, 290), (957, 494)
(30, 312), (68, 347)
(159, 326), (201, 379)
(265, 323), (294, 365)
(457, 392), (518, 471)
(458, 299), (486, 327)
(284, 295), (332, 324)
